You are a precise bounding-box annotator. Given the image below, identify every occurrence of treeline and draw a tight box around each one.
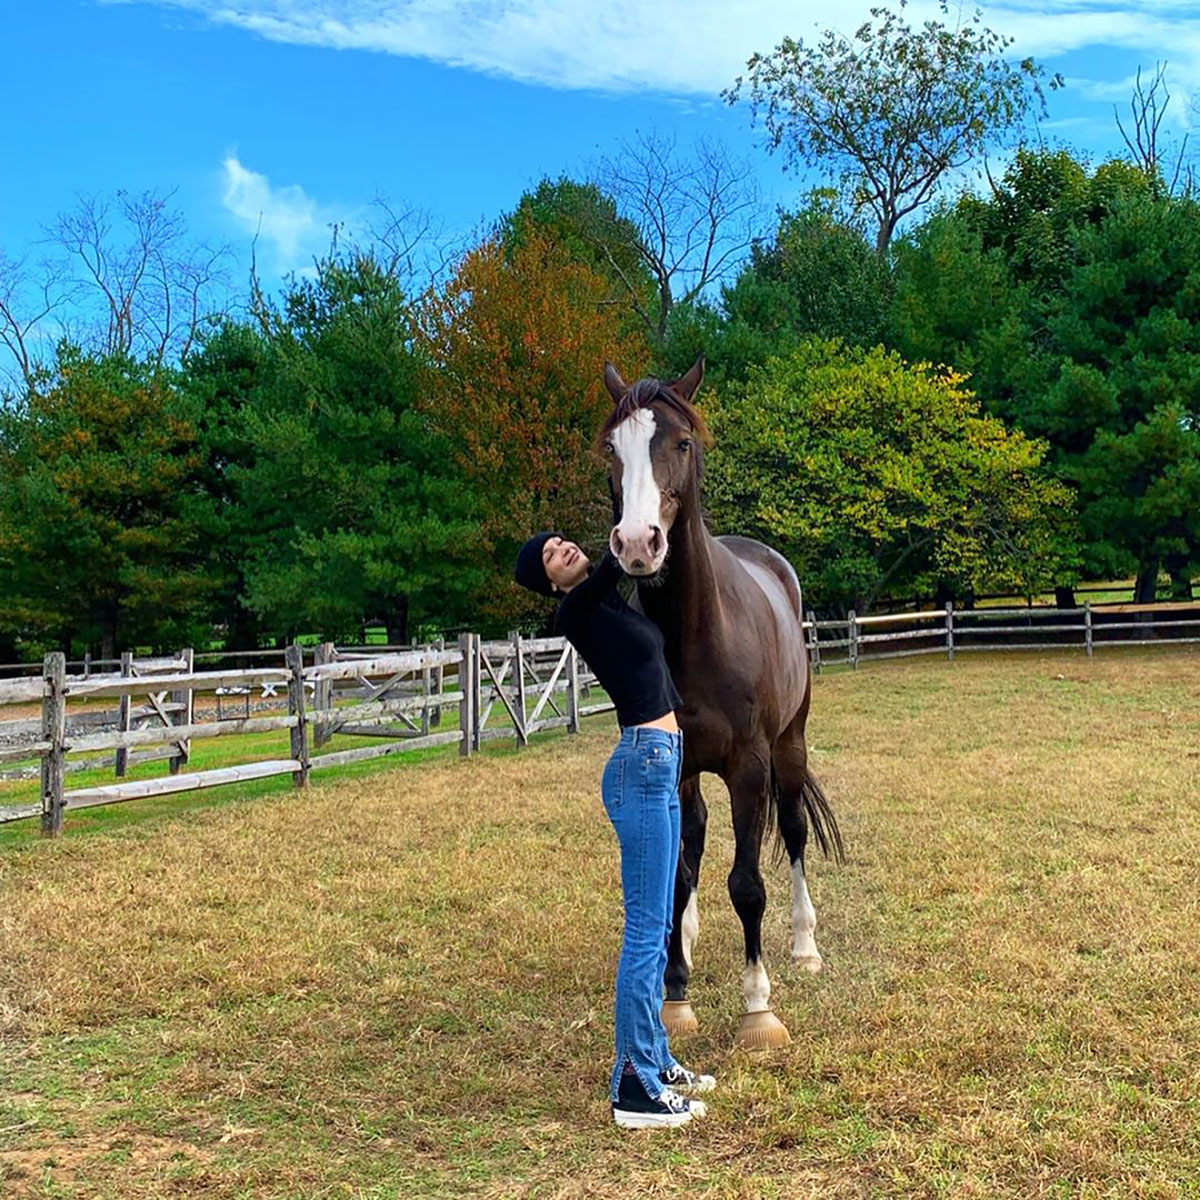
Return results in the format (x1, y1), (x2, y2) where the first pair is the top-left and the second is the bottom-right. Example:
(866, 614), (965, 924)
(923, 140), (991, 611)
(1, 7), (1198, 660)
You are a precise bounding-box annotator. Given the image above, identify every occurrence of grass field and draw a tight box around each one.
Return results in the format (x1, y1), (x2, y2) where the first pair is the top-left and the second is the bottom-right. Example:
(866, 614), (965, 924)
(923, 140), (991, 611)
(2, 649), (1199, 1198)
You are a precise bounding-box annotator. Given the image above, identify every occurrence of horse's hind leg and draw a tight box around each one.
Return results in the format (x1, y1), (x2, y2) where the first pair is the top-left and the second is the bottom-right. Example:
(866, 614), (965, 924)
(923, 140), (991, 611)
(727, 752), (791, 1048)
(662, 775), (707, 1035)
(773, 709), (839, 973)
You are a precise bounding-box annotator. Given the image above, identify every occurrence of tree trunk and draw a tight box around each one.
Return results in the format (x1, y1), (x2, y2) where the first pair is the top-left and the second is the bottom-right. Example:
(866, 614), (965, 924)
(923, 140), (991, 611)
(100, 624), (116, 663)
(1165, 554), (1194, 602)
(1134, 560), (1160, 605)
(384, 595), (409, 647)
(1055, 586), (1077, 609)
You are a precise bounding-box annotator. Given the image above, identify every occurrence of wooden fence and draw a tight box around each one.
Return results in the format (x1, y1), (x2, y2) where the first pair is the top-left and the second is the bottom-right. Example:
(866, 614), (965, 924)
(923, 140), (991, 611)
(805, 600), (1200, 671)
(0, 635), (611, 834)
(3, 600), (1196, 835)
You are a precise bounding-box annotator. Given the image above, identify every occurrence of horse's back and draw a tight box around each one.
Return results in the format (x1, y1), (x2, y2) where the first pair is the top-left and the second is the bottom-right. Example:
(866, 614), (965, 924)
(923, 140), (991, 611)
(716, 535), (804, 621)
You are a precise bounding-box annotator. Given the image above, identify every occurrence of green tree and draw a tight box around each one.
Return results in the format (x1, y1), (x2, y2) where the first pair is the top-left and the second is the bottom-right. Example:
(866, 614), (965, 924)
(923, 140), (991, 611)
(704, 340), (1077, 612)
(727, 3), (1054, 251)
(1035, 194), (1200, 600)
(891, 151), (1200, 598)
(0, 346), (211, 658)
(664, 195), (891, 383)
(178, 319), (273, 649)
(499, 178), (649, 293)
(235, 253), (485, 643)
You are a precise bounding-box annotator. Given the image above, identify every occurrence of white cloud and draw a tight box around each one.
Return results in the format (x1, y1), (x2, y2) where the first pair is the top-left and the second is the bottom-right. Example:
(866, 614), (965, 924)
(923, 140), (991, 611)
(113, 1), (1200, 98)
(220, 154), (337, 270)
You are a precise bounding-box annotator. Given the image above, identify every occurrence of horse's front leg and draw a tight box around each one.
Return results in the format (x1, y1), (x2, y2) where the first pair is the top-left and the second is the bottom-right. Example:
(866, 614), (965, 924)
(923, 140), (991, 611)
(662, 775), (707, 1035)
(727, 755), (792, 1049)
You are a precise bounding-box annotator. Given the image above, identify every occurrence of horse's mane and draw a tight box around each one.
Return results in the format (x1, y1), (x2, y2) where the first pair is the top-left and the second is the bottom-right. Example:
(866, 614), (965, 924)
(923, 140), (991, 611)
(599, 377), (711, 444)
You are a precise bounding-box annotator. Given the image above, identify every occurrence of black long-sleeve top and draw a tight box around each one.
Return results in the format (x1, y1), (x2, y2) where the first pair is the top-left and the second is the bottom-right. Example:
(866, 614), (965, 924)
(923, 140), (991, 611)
(554, 552), (683, 728)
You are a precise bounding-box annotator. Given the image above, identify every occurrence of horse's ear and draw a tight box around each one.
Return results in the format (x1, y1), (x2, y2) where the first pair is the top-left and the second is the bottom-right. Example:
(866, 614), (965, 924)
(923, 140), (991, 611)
(604, 362), (628, 403)
(672, 355), (705, 402)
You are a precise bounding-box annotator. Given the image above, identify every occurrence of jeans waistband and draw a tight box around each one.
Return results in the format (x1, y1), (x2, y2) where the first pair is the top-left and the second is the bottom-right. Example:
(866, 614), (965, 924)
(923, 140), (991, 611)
(618, 726), (683, 749)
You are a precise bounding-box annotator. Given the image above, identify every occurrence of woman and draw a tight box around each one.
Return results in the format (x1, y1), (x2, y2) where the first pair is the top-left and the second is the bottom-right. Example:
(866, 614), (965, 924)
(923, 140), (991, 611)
(515, 531), (715, 1129)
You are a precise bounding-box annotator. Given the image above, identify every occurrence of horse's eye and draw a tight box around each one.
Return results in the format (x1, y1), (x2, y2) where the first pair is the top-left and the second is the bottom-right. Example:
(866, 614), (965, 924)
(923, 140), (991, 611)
(678, 438), (692, 453)
(602, 440), (615, 456)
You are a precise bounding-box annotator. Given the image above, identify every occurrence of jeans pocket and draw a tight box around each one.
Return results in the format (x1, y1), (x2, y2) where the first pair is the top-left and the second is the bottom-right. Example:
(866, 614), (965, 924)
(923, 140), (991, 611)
(601, 754), (625, 817)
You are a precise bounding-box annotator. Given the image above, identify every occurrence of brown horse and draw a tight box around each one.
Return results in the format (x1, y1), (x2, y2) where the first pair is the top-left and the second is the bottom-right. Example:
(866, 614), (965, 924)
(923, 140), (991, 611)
(600, 356), (843, 1048)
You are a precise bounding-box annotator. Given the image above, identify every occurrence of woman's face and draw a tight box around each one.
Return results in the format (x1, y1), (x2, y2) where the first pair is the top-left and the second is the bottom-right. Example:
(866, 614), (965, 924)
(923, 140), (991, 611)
(542, 536), (590, 592)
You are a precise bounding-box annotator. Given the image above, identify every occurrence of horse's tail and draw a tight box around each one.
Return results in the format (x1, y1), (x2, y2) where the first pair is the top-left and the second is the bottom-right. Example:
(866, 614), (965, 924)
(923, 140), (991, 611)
(769, 764), (845, 866)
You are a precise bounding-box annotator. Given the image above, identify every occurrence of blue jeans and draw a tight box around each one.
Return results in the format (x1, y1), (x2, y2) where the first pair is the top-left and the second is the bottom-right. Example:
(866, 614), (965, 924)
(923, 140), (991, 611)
(601, 726), (683, 1102)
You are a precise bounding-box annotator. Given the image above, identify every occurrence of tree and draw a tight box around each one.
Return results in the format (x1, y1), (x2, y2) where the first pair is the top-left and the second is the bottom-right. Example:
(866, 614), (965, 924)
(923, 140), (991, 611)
(1, 190), (228, 389)
(419, 230), (651, 629)
(891, 151), (1200, 599)
(704, 340), (1077, 613)
(594, 131), (762, 342)
(0, 347), (212, 658)
(178, 319), (274, 650)
(1115, 63), (1191, 194)
(664, 194), (891, 383)
(498, 177), (648, 294)
(233, 253), (484, 644)
(727, 3), (1054, 252)
(1034, 194), (1200, 600)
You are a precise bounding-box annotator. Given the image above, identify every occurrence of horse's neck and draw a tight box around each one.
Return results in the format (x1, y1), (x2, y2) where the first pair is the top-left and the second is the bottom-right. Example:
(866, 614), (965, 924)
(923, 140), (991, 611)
(637, 502), (720, 656)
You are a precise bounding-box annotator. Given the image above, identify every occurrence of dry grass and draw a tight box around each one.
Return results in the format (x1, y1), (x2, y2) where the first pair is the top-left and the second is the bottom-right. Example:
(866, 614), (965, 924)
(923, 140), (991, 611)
(2, 649), (1199, 1198)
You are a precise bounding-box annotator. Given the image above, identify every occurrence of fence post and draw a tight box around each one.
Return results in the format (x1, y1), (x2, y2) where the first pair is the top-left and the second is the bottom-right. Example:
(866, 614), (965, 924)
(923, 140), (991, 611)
(457, 632), (475, 758)
(1084, 602), (1094, 657)
(83, 651), (91, 680)
(420, 638), (432, 737)
(40, 652), (66, 837)
(312, 642), (334, 747)
(431, 636), (444, 728)
(115, 650), (133, 778)
(567, 645), (581, 733)
(169, 647), (194, 775)
(945, 602), (955, 662)
(512, 632), (528, 747)
(285, 643), (309, 788)
(848, 610), (859, 670)
(472, 635), (483, 752)
(806, 610), (822, 676)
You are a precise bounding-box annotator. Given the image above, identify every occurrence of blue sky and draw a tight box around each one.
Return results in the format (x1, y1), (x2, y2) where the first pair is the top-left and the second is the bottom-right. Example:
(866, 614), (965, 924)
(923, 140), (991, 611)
(2, 0), (1198, 295)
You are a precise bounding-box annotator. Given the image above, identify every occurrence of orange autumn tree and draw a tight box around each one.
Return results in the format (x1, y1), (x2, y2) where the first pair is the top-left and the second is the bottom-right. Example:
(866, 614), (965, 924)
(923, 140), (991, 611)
(420, 231), (650, 630)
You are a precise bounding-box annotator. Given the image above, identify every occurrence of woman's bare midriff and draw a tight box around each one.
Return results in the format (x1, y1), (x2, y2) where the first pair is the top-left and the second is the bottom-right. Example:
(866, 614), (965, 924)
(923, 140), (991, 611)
(636, 711), (680, 733)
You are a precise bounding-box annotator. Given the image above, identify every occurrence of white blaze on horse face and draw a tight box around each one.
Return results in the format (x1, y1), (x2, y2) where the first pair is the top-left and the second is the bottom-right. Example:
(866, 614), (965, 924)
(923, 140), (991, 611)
(790, 861), (822, 970)
(610, 408), (666, 574)
(742, 959), (771, 1014)
(681, 890), (699, 970)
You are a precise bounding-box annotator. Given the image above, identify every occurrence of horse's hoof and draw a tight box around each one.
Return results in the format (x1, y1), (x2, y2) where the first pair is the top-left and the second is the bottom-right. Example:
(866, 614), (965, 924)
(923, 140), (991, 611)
(792, 954), (824, 974)
(661, 999), (699, 1036)
(734, 1009), (791, 1050)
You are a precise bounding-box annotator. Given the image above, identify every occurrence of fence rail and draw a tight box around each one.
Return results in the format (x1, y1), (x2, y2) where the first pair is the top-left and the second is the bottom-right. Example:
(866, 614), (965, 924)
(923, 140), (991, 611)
(3, 600), (1196, 833)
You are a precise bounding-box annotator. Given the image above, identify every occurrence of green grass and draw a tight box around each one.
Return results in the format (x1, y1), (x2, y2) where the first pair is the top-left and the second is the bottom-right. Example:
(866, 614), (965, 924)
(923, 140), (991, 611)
(2, 649), (1199, 1197)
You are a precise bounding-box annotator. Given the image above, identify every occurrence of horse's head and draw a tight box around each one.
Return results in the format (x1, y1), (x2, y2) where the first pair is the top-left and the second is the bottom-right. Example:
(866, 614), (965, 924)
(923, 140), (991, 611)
(599, 356), (708, 577)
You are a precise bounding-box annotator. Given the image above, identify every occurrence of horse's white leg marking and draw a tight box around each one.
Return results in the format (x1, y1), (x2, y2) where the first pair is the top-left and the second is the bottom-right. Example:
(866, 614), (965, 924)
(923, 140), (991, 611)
(680, 890), (699, 970)
(611, 408), (659, 546)
(791, 861), (822, 969)
(742, 959), (771, 1014)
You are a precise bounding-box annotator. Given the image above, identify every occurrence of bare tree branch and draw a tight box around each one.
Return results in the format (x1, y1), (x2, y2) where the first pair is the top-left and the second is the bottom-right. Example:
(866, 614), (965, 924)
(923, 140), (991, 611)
(1116, 62), (1190, 195)
(594, 130), (764, 341)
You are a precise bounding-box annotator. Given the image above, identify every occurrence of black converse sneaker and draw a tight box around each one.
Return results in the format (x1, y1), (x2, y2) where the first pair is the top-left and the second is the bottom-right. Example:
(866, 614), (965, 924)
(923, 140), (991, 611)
(612, 1069), (706, 1129)
(660, 1064), (717, 1094)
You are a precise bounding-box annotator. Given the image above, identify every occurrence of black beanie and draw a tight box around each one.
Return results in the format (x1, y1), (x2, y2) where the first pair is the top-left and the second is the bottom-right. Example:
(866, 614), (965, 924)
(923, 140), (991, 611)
(515, 531), (562, 597)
